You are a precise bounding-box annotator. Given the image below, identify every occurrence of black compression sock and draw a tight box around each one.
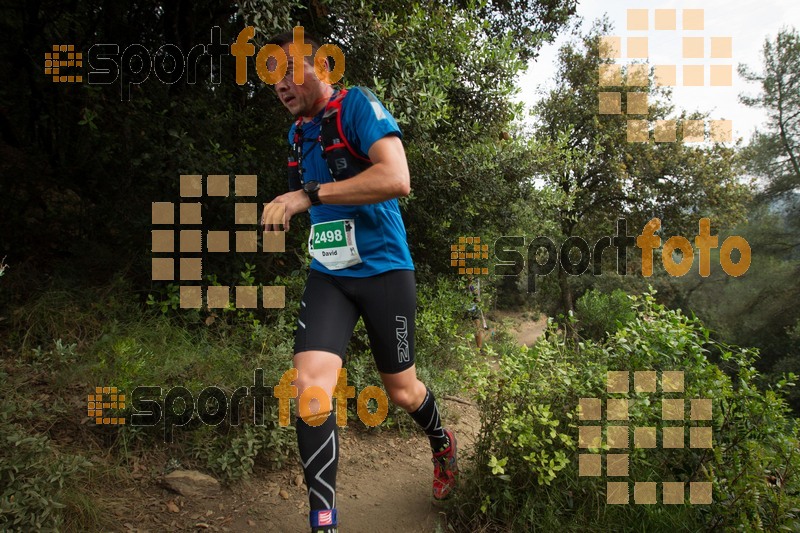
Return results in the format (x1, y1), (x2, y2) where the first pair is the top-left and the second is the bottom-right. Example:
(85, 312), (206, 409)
(296, 413), (339, 514)
(408, 388), (450, 452)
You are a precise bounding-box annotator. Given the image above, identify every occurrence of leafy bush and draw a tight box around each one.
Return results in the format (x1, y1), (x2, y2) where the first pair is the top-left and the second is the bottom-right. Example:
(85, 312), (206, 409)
(765, 318), (800, 413)
(415, 277), (476, 390)
(191, 410), (296, 482)
(575, 288), (635, 341)
(0, 371), (93, 531)
(0, 426), (92, 531)
(455, 290), (800, 531)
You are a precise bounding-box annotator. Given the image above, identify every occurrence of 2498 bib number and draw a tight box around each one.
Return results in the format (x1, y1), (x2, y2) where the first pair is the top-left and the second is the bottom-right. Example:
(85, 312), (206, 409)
(314, 229), (344, 246)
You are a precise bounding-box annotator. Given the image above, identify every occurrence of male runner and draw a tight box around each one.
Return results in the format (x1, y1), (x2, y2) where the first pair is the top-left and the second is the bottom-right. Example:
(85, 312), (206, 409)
(261, 31), (458, 533)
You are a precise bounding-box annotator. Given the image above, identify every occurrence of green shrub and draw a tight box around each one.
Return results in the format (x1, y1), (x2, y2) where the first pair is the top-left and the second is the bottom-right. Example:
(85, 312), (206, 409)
(765, 318), (800, 414)
(415, 277), (476, 391)
(455, 290), (800, 531)
(575, 288), (635, 341)
(0, 428), (92, 531)
(190, 409), (296, 482)
(0, 370), (94, 531)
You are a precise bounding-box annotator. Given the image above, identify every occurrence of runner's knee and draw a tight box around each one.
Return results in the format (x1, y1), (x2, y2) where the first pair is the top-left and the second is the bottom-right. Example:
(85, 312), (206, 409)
(293, 351), (341, 413)
(386, 380), (426, 411)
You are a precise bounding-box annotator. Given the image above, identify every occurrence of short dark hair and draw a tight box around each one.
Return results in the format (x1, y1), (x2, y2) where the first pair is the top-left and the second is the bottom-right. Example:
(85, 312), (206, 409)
(266, 30), (323, 65)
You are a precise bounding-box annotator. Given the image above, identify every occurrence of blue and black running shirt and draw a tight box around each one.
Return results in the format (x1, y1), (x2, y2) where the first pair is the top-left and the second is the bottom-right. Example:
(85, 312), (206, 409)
(287, 87), (415, 277)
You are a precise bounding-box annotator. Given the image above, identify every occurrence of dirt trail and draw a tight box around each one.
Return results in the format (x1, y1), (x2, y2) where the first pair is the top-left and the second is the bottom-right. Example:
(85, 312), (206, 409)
(114, 312), (546, 532)
(117, 402), (480, 532)
(504, 313), (549, 348)
(240, 402), (481, 532)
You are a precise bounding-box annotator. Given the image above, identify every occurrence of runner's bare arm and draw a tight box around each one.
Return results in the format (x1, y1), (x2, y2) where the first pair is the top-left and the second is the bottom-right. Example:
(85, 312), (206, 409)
(262, 135), (410, 231)
(317, 135), (410, 204)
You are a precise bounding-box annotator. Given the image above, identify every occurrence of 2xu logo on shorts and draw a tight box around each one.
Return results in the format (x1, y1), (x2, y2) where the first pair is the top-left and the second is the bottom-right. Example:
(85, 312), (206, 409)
(396, 315), (409, 363)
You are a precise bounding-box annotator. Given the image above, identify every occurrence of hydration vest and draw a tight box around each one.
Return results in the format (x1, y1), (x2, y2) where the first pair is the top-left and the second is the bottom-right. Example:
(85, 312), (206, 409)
(287, 88), (372, 191)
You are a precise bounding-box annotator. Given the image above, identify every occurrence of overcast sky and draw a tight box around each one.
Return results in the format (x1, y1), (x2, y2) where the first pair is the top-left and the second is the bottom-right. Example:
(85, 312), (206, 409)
(514, 0), (800, 143)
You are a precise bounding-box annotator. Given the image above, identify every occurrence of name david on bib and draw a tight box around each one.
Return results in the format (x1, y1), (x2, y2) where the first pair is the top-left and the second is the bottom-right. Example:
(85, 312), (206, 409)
(308, 218), (362, 270)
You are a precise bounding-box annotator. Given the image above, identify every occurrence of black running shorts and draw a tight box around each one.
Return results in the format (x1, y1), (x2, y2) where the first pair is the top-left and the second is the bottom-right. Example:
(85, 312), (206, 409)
(293, 269), (416, 374)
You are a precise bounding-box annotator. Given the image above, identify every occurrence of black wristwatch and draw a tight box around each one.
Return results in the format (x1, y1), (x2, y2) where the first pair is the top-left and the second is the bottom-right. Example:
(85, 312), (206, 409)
(303, 180), (322, 206)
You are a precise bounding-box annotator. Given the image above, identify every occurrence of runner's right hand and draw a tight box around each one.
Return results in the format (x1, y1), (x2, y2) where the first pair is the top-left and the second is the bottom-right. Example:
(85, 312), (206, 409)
(262, 190), (311, 231)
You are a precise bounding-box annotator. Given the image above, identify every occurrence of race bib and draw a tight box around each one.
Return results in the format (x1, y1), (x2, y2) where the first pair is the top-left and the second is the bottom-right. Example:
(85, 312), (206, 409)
(308, 219), (362, 270)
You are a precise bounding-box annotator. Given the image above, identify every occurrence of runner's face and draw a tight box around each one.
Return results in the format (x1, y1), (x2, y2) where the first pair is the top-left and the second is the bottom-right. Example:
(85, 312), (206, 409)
(273, 44), (325, 117)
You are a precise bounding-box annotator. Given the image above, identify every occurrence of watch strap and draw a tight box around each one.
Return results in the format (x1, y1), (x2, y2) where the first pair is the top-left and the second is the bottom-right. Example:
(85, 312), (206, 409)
(305, 182), (322, 206)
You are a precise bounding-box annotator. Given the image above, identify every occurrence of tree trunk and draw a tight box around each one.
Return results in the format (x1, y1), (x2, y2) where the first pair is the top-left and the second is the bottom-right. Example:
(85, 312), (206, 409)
(558, 264), (575, 336)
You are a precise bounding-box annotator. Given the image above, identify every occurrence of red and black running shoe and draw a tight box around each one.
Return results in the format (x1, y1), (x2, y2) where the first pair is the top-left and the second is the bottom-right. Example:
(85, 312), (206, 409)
(432, 428), (458, 500)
